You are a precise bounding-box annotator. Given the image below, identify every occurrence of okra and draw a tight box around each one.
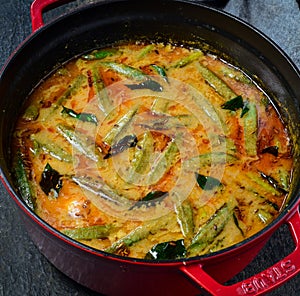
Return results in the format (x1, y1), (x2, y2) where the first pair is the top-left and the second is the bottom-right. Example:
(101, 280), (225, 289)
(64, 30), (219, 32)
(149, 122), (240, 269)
(100, 62), (146, 81)
(185, 152), (237, 171)
(147, 140), (179, 184)
(62, 224), (112, 240)
(91, 67), (112, 115)
(82, 48), (119, 60)
(13, 152), (35, 210)
(22, 105), (39, 121)
(220, 64), (252, 85)
(105, 213), (175, 254)
(277, 168), (290, 192)
(150, 64), (169, 83)
(31, 134), (72, 163)
(256, 209), (273, 224)
(195, 62), (236, 101)
(128, 131), (154, 182)
(62, 106), (98, 125)
(103, 108), (138, 145)
(137, 44), (155, 59)
(57, 124), (99, 162)
(151, 98), (169, 113)
(72, 175), (132, 208)
(242, 102), (257, 157)
(245, 171), (281, 196)
(174, 199), (194, 239)
(259, 171), (288, 194)
(54, 74), (86, 108)
(188, 203), (231, 256)
(170, 51), (203, 68)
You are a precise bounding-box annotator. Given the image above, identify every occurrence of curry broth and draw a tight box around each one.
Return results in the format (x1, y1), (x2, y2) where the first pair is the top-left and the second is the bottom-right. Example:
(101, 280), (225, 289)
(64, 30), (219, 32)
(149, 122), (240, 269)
(12, 42), (293, 259)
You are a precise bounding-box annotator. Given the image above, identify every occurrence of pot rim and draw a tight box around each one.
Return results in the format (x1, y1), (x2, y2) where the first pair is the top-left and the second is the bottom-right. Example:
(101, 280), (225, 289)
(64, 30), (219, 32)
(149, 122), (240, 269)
(1, 0), (300, 266)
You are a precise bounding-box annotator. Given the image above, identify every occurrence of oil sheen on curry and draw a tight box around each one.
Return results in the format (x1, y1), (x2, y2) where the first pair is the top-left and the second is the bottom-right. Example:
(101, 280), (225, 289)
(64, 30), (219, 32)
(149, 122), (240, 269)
(12, 42), (293, 260)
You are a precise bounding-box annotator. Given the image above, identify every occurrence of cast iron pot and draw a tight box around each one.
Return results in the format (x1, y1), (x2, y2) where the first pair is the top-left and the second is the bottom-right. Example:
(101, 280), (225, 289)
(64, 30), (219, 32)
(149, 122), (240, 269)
(1, 0), (300, 295)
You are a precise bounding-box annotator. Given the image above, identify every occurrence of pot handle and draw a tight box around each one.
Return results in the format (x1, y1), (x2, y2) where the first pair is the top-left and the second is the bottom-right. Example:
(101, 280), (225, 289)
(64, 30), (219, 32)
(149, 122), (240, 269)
(30, 0), (76, 32)
(181, 207), (300, 295)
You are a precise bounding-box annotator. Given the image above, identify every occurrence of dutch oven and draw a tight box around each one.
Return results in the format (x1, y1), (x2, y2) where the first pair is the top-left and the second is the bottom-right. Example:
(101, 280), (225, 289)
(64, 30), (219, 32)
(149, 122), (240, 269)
(0, 0), (300, 295)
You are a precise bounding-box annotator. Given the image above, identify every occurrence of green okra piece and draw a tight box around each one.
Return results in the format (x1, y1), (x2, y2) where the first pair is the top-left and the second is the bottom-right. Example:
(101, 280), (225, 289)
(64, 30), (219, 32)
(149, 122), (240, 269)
(150, 64), (169, 83)
(54, 74), (86, 108)
(57, 124), (99, 162)
(105, 213), (175, 254)
(245, 171), (281, 196)
(100, 62), (163, 92)
(13, 152), (35, 210)
(277, 168), (290, 192)
(170, 51), (203, 68)
(128, 131), (154, 182)
(137, 44), (155, 59)
(259, 171), (288, 194)
(175, 200), (194, 239)
(185, 152), (237, 171)
(195, 62), (236, 101)
(256, 209), (273, 224)
(100, 61), (146, 81)
(188, 203), (231, 256)
(220, 64), (252, 85)
(103, 107), (138, 145)
(151, 98), (169, 113)
(242, 102), (258, 157)
(82, 48), (119, 60)
(92, 66), (112, 115)
(62, 224), (112, 240)
(30, 134), (72, 163)
(148, 140), (179, 184)
(71, 175), (132, 207)
(22, 105), (39, 121)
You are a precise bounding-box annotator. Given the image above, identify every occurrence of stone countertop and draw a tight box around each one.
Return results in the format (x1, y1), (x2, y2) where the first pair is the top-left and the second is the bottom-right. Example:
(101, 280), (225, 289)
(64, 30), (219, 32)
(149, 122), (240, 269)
(0, 0), (299, 295)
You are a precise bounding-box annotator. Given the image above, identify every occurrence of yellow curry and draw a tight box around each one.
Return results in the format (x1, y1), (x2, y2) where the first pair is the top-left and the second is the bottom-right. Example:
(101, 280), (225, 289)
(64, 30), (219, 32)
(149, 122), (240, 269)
(12, 42), (293, 259)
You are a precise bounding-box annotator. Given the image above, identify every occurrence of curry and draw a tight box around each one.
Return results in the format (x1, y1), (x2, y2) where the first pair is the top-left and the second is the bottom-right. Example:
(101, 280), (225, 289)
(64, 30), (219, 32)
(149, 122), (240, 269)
(12, 42), (293, 259)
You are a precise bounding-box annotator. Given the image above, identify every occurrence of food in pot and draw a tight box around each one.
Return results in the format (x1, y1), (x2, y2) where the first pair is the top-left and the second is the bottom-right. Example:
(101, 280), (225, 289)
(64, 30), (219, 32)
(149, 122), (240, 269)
(12, 42), (293, 259)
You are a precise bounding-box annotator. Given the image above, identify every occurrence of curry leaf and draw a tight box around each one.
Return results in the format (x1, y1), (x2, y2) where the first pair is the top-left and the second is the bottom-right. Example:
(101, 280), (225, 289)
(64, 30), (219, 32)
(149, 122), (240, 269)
(221, 95), (243, 111)
(145, 239), (186, 260)
(104, 134), (138, 159)
(262, 146), (279, 157)
(40, 163), (62, 198)
(125, 79), (163, 92)
(195, 173), (221, 190)
(62, 106), (98, 124)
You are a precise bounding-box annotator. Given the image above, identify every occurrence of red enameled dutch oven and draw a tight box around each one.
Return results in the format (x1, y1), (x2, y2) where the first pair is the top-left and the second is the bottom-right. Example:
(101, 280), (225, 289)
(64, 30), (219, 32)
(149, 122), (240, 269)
(0, 0), (300, 295)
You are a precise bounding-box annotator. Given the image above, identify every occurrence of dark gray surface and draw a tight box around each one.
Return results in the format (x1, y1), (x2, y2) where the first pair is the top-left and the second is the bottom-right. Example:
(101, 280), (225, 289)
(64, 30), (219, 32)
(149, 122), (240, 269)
(0, 0), (299, 295)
